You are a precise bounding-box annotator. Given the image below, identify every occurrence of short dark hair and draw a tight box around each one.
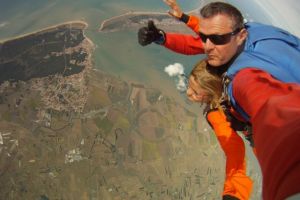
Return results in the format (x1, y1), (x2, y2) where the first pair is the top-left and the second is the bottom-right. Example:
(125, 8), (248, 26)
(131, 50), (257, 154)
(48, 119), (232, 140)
(200, 2), (244, 30)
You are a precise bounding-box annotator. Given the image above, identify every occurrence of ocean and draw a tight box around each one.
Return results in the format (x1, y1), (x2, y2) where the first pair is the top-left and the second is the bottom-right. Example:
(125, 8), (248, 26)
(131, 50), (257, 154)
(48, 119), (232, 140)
(0, 0), (275, 100)
(0, 0), (203, 99)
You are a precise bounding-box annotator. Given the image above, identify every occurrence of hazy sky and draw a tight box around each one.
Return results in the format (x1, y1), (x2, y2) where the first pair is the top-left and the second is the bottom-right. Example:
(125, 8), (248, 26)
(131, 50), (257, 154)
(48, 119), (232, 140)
(253, 0), (300, 37)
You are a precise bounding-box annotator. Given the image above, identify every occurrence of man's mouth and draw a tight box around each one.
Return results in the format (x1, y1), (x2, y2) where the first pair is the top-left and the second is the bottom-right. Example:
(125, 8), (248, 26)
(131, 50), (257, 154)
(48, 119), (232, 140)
(207, 54), (216, 59)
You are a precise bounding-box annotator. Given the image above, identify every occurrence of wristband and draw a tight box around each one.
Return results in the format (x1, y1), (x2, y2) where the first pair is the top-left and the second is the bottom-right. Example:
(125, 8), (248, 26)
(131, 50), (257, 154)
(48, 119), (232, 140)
(179, 13), (190, 24)
(154, 30), (166, 45)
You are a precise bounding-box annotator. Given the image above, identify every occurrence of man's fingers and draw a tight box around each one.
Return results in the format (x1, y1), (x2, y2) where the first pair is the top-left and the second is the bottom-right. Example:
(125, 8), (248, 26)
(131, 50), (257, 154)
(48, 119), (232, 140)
(163, 0), (176, 8)
(138, 27), (152, 46)
(138, 27), (148, 36)
(163, 0), (171, 6)
(164, 0), (176, 4)
(167, 10), (176, 17)
(138, 28), (148, 39)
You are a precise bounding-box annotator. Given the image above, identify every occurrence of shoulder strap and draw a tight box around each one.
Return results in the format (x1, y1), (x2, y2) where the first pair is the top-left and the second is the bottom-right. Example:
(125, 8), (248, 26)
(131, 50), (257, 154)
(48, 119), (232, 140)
(222, 74), (251, 122)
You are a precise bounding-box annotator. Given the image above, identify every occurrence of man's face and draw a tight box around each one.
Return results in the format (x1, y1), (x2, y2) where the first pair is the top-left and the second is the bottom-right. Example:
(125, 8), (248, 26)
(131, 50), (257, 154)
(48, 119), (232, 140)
(199, 14), (246, 67)
(186, 75), (209, 103)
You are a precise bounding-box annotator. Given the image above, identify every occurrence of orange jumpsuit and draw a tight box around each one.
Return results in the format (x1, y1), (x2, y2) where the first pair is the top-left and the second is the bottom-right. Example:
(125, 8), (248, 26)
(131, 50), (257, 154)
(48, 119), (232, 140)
(207, 109), (253, 200)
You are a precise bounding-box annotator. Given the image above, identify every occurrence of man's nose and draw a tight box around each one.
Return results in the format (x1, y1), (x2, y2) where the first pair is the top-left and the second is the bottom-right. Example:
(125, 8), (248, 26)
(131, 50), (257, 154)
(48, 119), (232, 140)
(204, 38), (215, 51)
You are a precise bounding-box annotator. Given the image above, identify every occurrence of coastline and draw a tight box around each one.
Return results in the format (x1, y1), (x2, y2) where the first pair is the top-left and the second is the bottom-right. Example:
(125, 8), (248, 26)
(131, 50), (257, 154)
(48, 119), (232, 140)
(0, 20), (88, 44)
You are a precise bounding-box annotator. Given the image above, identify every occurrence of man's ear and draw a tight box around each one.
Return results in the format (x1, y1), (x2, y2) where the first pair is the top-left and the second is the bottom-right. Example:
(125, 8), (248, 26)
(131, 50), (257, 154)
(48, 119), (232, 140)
(237, 28), (248, 45)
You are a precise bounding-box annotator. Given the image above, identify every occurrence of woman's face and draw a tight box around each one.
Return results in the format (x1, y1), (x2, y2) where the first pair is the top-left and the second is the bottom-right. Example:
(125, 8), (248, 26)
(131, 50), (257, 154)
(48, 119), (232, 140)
(186, 75), (209, 103)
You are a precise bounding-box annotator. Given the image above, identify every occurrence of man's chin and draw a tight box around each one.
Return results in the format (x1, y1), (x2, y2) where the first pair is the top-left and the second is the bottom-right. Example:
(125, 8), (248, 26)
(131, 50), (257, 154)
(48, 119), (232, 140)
(207, 59), (221, 67)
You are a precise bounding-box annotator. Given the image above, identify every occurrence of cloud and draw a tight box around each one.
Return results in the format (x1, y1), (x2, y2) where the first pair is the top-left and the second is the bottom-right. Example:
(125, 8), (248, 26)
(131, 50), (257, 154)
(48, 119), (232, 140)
(176, 74), (187, 92)
(164, 63), (187, 92)
(164, 63), (184, 77)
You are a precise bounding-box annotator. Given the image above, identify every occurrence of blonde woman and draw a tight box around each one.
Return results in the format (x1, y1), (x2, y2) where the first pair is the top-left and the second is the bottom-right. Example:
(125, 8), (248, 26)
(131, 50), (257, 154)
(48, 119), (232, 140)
(187, 60), (253, 200)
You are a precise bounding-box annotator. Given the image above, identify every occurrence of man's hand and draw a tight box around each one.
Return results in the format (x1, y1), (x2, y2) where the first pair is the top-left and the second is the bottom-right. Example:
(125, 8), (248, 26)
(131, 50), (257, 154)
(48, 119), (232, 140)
(138, 20), (165, 46)
(163, 0), (183, 19)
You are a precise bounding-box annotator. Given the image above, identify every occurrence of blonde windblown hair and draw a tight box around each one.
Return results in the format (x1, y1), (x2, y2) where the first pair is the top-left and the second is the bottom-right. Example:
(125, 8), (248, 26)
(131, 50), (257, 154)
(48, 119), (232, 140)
(190, 59), (223, 108)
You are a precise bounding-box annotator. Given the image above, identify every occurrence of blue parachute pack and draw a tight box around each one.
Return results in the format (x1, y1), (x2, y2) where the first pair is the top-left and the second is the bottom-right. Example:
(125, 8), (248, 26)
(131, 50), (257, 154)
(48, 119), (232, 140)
(225, 22), (300, 121)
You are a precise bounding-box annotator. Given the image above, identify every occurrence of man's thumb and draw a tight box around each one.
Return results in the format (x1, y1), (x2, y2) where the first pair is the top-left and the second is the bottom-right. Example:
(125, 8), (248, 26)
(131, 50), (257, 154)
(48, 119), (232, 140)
(148, 20), (157, 31)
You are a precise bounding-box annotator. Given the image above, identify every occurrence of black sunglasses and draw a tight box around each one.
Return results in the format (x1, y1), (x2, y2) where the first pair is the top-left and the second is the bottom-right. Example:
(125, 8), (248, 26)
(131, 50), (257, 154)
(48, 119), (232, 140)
(198, 28), (242, 45)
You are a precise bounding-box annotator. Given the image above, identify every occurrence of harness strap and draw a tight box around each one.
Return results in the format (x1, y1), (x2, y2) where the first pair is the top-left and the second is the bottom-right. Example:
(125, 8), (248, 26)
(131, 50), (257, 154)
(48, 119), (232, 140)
(220, 76), (254, 147)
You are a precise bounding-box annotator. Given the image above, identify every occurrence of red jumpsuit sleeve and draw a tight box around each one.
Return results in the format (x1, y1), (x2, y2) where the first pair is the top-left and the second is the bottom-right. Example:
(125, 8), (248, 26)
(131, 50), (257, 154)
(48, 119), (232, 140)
(164, 33), (204, 55)
(232, 68), (300, 200)
(186, 15), (200, 33)
(207, 110), (253, 200)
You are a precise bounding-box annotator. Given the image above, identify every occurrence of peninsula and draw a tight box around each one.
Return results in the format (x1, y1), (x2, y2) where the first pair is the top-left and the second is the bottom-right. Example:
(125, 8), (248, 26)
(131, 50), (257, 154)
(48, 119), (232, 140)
(98, 10), (200, 33)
